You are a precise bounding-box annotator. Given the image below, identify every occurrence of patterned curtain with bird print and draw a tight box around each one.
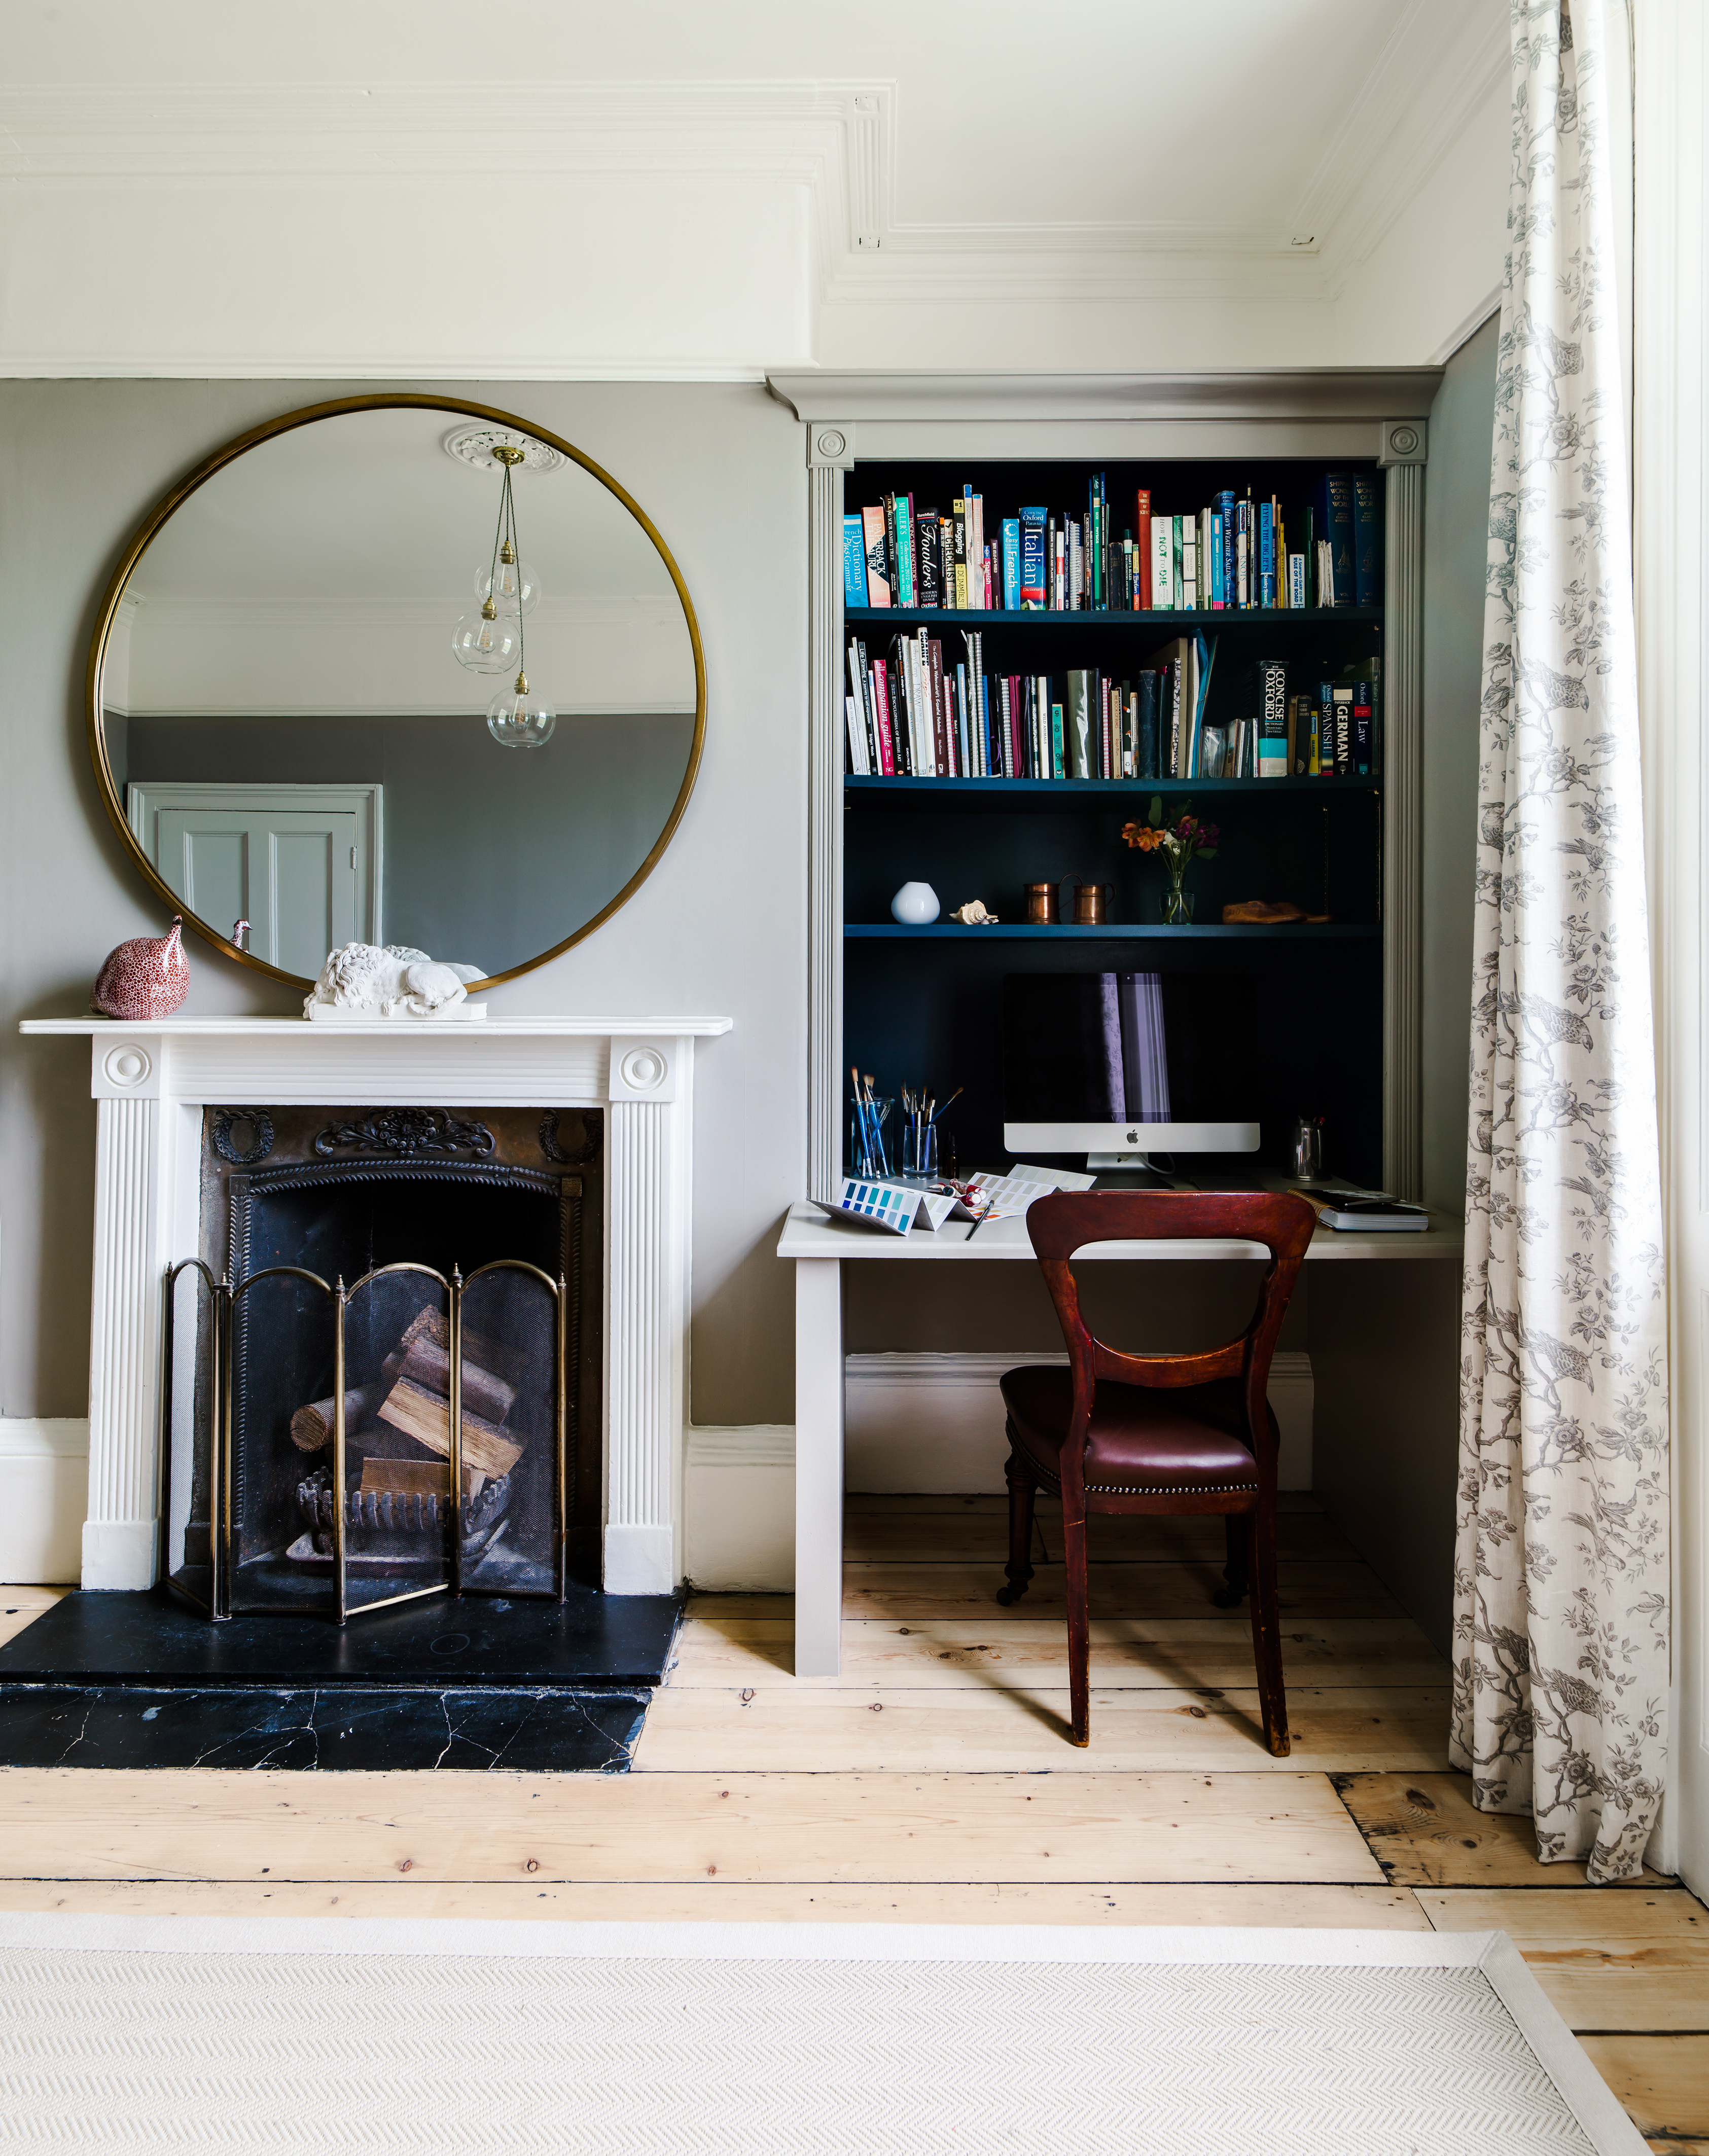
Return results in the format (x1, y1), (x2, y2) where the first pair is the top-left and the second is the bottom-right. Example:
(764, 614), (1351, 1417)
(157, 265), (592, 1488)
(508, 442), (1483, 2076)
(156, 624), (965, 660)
(1452, 0), (1668, 1882)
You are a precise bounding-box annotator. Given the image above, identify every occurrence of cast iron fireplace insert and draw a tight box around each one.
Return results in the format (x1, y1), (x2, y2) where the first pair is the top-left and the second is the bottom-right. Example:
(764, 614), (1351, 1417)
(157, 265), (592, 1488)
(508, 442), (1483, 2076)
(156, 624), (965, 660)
(163, 1104), (604, 1624)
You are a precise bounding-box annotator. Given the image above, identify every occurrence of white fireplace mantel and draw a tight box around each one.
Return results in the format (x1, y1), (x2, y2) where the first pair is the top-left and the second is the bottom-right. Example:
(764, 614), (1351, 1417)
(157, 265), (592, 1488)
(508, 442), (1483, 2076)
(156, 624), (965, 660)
(20, 1014), (733, 1598)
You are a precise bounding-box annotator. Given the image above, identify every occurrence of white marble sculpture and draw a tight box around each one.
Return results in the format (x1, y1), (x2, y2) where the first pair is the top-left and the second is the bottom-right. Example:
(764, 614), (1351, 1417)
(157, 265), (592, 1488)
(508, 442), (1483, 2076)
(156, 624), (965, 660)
(303, 943), (487, 1022)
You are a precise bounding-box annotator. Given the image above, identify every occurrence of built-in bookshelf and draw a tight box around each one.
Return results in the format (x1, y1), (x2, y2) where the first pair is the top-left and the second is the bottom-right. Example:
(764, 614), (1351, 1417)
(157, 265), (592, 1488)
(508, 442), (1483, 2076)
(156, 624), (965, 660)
(840, 454), (1395, 1186)
(769, 373), (1436, 1203)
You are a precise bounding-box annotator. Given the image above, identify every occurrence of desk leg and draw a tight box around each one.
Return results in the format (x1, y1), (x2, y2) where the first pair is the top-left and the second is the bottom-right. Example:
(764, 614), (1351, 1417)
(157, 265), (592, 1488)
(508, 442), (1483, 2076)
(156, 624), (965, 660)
(793, 1255), (844, 1677)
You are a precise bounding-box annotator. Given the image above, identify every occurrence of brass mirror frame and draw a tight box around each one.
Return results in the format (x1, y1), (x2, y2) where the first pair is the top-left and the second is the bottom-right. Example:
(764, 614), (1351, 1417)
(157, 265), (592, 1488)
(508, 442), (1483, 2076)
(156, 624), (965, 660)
(86, 393), (708, 991)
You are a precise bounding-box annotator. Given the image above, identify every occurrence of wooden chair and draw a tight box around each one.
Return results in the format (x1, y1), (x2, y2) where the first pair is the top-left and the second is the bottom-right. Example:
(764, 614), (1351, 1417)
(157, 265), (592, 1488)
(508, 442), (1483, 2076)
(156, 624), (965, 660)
(995, 1190), (1317, 1755)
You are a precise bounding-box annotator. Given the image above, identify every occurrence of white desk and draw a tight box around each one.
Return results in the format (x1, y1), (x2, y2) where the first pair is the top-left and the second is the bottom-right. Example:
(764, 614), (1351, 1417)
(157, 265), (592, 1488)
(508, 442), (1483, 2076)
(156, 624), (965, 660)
(776, 1198), (1465, 1676)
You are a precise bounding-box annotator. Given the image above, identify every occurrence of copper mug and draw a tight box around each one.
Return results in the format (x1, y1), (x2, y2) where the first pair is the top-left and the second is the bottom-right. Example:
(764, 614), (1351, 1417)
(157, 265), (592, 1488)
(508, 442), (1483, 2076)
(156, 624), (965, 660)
(1071, 880), (1114, 926)
(1022, 882), (1059, 925)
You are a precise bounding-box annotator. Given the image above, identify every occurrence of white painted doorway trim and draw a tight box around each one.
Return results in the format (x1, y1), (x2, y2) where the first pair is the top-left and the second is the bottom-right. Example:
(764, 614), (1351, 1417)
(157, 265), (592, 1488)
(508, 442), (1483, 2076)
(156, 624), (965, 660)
(126, 780), (383, 950)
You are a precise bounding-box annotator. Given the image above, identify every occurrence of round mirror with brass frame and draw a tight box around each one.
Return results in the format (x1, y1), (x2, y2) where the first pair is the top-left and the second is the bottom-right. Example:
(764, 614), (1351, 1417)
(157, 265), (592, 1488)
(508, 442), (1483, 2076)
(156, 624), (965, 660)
(87, 394), (706, 991)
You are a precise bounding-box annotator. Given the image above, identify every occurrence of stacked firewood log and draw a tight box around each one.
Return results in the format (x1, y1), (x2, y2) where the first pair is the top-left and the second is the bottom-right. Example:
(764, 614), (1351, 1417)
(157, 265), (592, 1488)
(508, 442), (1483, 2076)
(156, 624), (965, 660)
(290, 1306), (527, 1505)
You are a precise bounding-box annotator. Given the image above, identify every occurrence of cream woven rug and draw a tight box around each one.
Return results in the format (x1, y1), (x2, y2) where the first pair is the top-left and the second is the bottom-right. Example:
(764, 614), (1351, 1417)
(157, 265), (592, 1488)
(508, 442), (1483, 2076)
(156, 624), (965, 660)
(0, 1916), (1643, 2154)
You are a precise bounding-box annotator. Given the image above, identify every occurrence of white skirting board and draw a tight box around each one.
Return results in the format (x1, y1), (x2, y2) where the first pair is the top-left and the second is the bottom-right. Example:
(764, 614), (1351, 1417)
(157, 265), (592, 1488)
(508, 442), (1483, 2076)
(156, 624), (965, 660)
(0, 1421), (89, 1585)
(683, 1353), (1313, 1592)
(846, 1350), (1314, 1495)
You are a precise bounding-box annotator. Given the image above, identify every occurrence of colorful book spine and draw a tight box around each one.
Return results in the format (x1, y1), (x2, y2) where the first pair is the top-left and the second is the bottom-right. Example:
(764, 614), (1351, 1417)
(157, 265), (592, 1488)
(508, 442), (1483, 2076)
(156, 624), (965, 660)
(900, 494), (918, 607)
(1352, 679), (1375, 774)
(1351, 476), (1381, 606)
(1259, 501), (1276, 608)
(1151, 521), (1173, 612)
(1000, 519), (1021, 611)
(862, 505), (889, 607)
(1255, 660), (1289, 777)
(843, 515), (867, 608)
(1051, 700), (1065, 779)
(1019, 508), (1048, 609)
(1320, 474), (1355, 608)
(1135, 489), (1152, 608)
(1287, 554), (1306, 609)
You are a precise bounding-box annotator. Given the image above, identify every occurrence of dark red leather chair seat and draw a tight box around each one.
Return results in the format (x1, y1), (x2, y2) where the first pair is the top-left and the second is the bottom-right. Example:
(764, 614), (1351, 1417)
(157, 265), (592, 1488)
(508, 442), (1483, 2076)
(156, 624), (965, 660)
(999, 1366), (1267, 1495)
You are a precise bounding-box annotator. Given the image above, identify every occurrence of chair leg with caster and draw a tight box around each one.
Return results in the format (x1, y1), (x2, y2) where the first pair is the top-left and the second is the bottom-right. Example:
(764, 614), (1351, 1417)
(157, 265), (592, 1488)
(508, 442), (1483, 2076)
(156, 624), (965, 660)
(995, 1446), (1036, 1606)
(1212, 1513), (1251, 1608)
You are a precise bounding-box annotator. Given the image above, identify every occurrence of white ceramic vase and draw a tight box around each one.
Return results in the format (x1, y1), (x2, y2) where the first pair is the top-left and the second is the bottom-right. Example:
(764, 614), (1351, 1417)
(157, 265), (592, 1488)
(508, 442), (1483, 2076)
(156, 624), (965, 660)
(890, 881), (940, 925)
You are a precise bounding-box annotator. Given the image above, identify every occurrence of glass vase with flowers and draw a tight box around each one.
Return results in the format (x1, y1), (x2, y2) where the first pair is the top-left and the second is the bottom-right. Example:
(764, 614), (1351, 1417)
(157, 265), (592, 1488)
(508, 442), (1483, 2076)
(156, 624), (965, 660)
(1121, 798), (1221, 925)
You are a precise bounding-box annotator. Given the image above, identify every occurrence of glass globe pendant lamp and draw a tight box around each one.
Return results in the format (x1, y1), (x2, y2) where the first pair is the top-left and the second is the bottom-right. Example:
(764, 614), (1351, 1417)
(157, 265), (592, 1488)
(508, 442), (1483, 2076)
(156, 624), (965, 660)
(474, 541), (540, 616)
(450, 598), (521, 672)
(487, 670), (556, 749)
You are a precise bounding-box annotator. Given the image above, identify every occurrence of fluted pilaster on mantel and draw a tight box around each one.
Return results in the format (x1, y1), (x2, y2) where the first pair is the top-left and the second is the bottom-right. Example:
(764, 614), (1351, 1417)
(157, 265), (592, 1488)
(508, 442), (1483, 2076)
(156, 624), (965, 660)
(604, 1096), (685, 1595)
(85, 1096), (168, 1588)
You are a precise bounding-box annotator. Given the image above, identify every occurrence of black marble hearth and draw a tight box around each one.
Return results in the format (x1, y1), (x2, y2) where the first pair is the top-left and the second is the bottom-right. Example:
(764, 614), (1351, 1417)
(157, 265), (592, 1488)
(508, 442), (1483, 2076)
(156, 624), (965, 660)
(0, 1584), (682, 1771)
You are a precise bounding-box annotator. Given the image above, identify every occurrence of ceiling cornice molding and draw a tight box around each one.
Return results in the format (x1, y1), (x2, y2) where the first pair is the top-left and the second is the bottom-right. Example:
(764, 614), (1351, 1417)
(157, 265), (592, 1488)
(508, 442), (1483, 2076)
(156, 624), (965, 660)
(764, 369), (1444, 426)
(0, 77), (1333, 315)
(0, 49), (1507, 367)
(1291, 0), (1510, 292)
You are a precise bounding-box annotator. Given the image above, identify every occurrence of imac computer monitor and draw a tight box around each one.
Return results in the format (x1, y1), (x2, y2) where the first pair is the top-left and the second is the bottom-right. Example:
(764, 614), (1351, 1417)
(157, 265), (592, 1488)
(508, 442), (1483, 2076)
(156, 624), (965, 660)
(1002, 970), (1260, 1166)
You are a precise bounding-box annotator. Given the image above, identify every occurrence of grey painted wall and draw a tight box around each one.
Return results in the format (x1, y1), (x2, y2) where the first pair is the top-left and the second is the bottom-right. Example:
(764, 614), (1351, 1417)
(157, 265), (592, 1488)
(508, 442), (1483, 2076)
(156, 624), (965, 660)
(1309, 317), (1496, 1648)
(122, 710), (696, 973)
(1420, 313), (1499, 1210)
(0, 379), (805, 1425)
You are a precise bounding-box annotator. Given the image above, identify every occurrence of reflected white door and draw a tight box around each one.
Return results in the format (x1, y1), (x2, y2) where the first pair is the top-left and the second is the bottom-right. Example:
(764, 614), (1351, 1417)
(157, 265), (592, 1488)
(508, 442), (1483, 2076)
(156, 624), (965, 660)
(127, 783), (381, 976)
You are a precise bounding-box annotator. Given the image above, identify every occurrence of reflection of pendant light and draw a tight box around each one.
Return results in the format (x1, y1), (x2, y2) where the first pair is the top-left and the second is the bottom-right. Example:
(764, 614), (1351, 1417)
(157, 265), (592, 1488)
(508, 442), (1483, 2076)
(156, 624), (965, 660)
(458, 444), (556, 748)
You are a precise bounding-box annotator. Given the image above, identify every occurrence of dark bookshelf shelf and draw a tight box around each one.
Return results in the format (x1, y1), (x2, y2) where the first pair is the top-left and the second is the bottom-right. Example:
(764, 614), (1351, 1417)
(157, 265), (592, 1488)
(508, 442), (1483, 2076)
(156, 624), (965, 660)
(845, 606), (1382, 629)
(845, 775), (1378, 806)
(846, 923), (1379, 942)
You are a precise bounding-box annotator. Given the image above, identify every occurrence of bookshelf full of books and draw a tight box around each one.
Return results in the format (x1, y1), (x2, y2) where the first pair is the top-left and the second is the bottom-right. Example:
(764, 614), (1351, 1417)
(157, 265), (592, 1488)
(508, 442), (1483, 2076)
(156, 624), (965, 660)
(843, 467), (1381, 785)
(839, 452), (1392, 1183)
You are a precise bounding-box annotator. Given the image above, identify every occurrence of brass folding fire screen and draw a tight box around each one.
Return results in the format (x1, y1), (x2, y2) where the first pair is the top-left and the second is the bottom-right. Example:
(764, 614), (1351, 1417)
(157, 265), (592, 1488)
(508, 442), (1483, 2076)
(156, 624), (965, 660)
(161, 1257), (569, 1623)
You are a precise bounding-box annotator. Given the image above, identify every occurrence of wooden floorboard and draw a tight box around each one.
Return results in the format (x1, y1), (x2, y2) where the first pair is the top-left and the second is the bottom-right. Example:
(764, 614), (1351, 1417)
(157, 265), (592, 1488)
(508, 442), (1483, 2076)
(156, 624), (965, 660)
(0, 1767), (1385, 1885)
(1335, 1772), (1669, 1889)
(0, 1878), (1429, 1926)
(0, 1587), (66, 1652)
(671, 1609), (1450, 1691)
(1421, 1887), (1709, 2032)
(634, 1684), (1452, 1774)
(1577, 2034), (1709, 2140)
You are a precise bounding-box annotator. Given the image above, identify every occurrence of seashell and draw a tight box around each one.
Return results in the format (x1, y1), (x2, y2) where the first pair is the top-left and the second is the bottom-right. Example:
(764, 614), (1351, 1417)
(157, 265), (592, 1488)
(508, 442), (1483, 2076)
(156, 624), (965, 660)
(949, 900), (1000, 924)
(91, 916), (190, 1021)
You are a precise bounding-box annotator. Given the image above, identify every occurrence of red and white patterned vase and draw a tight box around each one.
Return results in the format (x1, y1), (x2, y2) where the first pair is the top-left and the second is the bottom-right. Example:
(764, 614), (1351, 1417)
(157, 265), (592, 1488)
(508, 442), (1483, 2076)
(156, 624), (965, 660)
(91, 916), (190, 1021)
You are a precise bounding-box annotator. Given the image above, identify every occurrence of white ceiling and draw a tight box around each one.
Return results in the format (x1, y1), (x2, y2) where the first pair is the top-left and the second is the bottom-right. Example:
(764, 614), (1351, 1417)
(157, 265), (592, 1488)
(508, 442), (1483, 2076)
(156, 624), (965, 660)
(0, 0), (1509, 375)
